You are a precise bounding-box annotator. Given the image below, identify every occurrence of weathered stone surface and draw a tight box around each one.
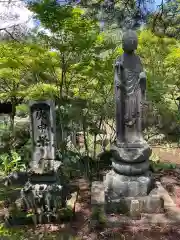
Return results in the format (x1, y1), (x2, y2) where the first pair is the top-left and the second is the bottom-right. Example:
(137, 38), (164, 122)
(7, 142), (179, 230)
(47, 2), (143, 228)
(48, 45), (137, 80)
(102, 30), (153, 216)
(114, 30), (146, 144)
(112, 159), (150, 176)
(145, 194), (162, 213)
(21, 182), (62, 215)
(104, 170), (153, 198)
(106, 193), (163, 214)
(91, 182), (106, 228)
(161, 176), (177, 193)
(101, 31), (156, 219)
(165, 206), (180, 222)
(106, 198), (131, 214)
(91, 181), (105, 205)
(129, 199), (140, 217)
(128, 181), (140, 197)
(154, 182), (180, 222)
(111, 143), (151, 163)
(155, 182), (176, 209)
(19, 100), (64, 225)
(29, 100), (56, 174)
(138, 176), (151, 196)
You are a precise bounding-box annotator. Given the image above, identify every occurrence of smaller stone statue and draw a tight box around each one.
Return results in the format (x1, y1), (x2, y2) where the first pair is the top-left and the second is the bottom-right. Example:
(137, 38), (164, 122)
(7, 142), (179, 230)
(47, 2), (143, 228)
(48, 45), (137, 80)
(114, 30), (147, 146)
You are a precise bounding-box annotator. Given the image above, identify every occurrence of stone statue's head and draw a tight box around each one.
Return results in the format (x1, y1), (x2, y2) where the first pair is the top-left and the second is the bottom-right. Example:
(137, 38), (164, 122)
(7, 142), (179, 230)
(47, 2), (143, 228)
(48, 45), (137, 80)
(122, 30), (138, 53)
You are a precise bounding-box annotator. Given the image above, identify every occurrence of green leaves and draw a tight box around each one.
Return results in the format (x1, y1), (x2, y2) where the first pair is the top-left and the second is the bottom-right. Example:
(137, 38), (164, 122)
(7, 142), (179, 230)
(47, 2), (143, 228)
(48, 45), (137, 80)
(0, 151), (26, 175)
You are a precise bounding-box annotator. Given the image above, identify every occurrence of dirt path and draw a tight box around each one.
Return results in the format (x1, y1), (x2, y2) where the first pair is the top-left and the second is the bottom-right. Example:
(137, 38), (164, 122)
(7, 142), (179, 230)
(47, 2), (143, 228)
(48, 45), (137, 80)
(152, 146), (180, 165)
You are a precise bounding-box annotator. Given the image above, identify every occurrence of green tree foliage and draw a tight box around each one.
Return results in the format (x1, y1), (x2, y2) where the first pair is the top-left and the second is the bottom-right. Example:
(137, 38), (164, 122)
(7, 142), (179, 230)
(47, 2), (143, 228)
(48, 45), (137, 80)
(148, 0), (180, 39)
(27, 1), (117, 156)
(138, 30), (180, 138)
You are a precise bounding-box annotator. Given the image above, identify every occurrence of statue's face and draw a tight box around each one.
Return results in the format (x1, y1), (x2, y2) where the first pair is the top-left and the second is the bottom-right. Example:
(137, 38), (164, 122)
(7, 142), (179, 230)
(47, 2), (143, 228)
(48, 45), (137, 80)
(122, 30), (138, 53)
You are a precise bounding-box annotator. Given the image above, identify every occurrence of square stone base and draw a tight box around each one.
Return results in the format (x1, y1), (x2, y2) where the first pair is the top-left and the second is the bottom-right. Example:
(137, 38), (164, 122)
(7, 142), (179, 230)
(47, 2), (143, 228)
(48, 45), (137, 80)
(91, 181), (180, 228)
(91, 181), (163, 218)
(106, 194), (163, 216)
(104, 170), (154, 198)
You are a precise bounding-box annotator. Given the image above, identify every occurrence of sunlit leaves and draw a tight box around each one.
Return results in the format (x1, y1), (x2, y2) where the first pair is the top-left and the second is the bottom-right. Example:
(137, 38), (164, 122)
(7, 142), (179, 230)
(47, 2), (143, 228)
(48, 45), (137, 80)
(26, 83), (59, 100)
(0, 41), (60, 102)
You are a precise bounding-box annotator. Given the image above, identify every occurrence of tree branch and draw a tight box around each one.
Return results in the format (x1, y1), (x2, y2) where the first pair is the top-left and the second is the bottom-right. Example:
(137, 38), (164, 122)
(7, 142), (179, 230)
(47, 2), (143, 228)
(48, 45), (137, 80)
(4, 29), (20, 42)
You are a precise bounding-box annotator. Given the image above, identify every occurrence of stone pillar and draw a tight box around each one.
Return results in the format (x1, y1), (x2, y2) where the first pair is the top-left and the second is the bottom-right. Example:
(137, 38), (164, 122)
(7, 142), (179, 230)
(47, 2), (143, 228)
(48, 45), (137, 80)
(21, 100), (63, 223)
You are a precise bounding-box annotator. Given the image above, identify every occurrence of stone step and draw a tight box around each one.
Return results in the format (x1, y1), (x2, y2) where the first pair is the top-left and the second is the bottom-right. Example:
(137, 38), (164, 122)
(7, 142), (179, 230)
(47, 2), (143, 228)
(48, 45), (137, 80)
(91, 181), (164, 216)
(106, 195), (164, 215)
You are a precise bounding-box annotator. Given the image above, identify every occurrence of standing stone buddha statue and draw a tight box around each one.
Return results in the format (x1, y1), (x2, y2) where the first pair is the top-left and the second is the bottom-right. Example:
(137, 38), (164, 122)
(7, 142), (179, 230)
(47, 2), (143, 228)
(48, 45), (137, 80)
(114, 30), (146, 145)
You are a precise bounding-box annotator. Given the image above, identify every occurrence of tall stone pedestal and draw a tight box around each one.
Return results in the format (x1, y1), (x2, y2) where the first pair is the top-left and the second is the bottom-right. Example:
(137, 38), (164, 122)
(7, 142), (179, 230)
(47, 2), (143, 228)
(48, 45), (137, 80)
(103, 141), (156, 215)
(105, 142), (154, 199)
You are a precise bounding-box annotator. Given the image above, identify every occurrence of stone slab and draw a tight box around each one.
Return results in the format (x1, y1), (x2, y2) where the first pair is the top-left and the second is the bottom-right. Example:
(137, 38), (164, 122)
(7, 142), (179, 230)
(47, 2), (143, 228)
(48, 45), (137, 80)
(91, 181), (105, 206)
(155, 182), (176, 208)
(104, 170), (153, 198)
(106, 194), (163, 215)
(91, 181), (163, 216)
(90, 181), (180, 228)
(154, 182), (180, 223)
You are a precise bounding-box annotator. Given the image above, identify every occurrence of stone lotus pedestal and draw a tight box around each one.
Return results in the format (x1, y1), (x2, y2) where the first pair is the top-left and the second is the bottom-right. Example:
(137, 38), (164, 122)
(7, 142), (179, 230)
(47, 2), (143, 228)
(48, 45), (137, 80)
(90, 142), (163, 222)
(102, 141), (161, 216)
(105, 141), (153, 198)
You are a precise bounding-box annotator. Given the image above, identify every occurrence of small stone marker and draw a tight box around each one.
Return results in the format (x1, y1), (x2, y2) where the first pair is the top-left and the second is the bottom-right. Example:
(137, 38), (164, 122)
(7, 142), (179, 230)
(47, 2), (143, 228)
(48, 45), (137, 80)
(130, 199), (140, 217)
(91, 181), (105, 205)
(91, 181), (106, 227)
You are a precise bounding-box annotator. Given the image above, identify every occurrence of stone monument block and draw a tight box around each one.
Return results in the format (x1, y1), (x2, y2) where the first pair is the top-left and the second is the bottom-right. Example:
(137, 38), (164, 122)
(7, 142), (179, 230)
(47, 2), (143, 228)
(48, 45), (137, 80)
(91, 181), (105, 205)
(29, 100), (57, 174)
(21, 100), (63, 224)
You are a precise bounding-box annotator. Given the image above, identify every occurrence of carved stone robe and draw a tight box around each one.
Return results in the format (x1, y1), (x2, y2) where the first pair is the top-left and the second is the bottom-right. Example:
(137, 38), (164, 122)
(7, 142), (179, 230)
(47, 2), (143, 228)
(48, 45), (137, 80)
(114, 52), (146, 144)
